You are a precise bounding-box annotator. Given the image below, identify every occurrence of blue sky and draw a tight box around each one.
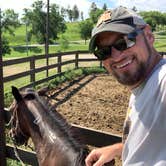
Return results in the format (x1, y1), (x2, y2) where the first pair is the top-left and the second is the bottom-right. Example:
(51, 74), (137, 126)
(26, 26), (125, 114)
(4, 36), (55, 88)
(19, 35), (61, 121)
(0, 0), (166, 19)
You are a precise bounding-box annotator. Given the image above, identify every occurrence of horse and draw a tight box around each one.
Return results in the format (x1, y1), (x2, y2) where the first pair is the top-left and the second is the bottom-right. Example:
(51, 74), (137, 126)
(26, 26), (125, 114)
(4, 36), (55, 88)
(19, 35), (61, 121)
(9, 86), (115, 166)
(9, 86), (89, 166)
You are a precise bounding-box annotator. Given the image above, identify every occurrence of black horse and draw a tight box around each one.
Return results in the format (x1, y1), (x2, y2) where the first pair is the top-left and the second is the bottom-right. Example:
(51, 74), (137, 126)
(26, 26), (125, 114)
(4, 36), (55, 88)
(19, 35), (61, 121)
(9, 86), (89, 166)
(9, 86), (115, 166)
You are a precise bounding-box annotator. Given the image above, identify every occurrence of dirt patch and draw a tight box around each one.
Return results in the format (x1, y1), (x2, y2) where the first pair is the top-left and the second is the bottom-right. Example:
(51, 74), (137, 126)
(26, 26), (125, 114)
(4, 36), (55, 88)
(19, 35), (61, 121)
(48, 73), (130, 134)
(47, 73), (131, 165)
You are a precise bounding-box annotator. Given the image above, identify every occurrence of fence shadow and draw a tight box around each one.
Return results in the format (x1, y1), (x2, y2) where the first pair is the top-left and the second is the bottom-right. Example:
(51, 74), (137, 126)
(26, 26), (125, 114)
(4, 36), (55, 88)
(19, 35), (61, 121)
(47, 74), (97, 109)
(13, 46), (42, 53)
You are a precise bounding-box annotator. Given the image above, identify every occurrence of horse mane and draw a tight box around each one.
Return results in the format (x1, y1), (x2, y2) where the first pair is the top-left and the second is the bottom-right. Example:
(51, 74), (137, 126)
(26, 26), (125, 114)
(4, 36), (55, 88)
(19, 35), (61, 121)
(29, 90), (89, 159)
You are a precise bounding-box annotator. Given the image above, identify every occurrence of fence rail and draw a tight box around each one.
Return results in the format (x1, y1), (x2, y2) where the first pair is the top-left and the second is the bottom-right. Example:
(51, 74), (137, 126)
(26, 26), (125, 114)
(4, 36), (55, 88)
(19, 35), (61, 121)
(1, 50), (166, 164)
(3, 51), (99, 90)
(0, 50), (103, 165)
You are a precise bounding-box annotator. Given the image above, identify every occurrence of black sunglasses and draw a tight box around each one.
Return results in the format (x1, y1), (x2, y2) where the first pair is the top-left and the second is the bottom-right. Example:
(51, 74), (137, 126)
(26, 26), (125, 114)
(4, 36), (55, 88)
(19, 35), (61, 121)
(94, 28), (144, 60)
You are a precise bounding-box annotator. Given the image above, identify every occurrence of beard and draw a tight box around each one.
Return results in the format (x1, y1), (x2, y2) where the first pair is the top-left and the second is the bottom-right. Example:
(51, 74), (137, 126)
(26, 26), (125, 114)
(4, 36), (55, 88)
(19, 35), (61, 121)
(112, 34), (153, 86)
(111, 60), (148, 86)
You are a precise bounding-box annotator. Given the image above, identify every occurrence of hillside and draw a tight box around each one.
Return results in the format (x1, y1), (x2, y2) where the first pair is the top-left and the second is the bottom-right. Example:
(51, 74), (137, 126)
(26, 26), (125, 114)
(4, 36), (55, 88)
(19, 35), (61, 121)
(3, 22), (166, 58)
(4, 22), (82, 46)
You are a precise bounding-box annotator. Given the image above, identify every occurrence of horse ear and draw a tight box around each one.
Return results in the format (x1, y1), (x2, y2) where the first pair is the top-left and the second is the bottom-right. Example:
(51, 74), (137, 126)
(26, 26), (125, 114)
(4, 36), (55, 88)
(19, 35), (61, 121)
(11, 86), (23, 102)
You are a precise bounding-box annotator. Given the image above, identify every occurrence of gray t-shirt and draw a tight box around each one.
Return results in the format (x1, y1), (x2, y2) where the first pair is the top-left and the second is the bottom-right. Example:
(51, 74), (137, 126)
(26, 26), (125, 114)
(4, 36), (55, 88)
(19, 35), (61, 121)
(122, 59), (166, 166)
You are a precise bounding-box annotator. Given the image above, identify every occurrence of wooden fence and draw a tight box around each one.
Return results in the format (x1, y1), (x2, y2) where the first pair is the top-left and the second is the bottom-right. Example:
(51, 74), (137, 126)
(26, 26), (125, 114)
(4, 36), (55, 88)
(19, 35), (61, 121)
(0, 50), (116, 165)
(3, 50), (100, 90)
(0, 51), (165, 165)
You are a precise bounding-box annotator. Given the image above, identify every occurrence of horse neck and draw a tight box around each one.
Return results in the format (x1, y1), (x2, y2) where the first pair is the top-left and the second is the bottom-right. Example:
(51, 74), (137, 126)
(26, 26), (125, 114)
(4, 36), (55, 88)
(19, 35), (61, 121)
(29, 113), (88, 166)
(25, 99), (88, 165)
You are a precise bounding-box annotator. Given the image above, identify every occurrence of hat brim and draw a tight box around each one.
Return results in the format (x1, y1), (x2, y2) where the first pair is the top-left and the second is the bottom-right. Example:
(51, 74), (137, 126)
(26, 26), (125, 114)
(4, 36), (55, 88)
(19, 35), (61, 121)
(89, 23), (135, 52)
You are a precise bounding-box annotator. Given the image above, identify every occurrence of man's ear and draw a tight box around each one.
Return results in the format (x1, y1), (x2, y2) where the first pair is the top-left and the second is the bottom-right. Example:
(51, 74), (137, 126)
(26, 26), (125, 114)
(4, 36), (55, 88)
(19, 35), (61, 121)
(143, 24), (155, 46)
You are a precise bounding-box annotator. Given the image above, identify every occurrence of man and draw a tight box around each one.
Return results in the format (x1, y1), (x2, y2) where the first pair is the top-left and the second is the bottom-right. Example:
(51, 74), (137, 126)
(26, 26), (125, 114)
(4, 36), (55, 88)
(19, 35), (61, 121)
(85, 6), (166, 166)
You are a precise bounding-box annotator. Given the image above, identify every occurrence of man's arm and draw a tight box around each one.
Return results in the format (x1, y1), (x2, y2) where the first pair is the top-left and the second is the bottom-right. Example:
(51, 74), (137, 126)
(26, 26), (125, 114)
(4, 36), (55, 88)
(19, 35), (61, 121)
(85, 143), (123, 166)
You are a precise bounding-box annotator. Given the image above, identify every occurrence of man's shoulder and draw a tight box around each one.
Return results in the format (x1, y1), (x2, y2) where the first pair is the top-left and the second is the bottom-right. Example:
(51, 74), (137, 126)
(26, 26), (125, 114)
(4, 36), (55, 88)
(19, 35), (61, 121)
(152, 58), (166, 79)
(150, 58), (166, 91)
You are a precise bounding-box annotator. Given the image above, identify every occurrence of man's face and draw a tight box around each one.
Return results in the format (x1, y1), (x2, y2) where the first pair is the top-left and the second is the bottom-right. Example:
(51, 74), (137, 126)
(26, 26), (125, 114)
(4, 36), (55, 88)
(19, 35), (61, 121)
(96, 27), (153, 87)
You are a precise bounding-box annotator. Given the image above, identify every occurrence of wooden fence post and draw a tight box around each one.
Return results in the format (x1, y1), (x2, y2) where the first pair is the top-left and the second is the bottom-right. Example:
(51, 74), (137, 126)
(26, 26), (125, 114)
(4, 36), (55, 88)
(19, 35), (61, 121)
(57, 54), (62, 73)
(30, 56), (35, 87)
(75, 52), (79, 69)
(100, 61), (103, 68)
(0, 8), (6, 165)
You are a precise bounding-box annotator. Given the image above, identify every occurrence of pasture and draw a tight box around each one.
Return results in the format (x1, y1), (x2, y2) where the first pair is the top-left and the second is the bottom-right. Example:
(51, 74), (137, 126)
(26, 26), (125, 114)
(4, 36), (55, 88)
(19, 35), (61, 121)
(3, 22), (166, 59)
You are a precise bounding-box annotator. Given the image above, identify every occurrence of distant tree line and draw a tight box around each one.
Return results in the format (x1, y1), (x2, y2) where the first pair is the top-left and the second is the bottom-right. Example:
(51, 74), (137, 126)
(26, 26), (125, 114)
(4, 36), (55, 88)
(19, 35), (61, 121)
(1, 0), (166, 55)
(139, 11), (166, 31)
(1, 9), (20, 55)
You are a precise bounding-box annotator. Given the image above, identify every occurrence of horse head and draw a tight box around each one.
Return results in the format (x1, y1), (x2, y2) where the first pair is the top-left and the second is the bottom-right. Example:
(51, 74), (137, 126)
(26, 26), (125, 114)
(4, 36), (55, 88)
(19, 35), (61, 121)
(9, 86), (38, 145)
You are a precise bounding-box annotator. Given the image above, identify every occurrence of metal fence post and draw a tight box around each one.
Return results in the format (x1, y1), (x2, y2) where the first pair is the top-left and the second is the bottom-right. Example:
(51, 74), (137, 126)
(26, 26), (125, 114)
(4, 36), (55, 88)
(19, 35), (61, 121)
(0, 8), (7, 165)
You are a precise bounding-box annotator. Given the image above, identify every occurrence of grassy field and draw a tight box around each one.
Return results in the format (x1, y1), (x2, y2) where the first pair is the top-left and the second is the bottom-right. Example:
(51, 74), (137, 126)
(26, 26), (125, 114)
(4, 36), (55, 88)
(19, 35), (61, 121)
(3, 22), (166, 59)
(3, 22), (89, 58)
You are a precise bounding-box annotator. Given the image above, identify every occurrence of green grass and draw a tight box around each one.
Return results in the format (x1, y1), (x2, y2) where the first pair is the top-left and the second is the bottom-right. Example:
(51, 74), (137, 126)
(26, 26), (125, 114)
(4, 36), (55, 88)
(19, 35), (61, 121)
(154, 39), (166, 52)
(4, 22), (82, 47)
(3, 41), (89, 59)
(58, 22), (81, 41)
(3, 37), (165, 59)
(2, 22), (166, 59)
(4, 25), (37, 46)
(4, 65), (103, 106)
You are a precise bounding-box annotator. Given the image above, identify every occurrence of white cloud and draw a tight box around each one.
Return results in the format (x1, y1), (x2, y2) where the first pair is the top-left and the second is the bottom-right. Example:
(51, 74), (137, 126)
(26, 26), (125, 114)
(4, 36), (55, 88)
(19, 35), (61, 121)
(112, 0), (166, 12)
(0, 0), (165, 20)
(0, 0), (34, 12)
(0, 0), (91, 19)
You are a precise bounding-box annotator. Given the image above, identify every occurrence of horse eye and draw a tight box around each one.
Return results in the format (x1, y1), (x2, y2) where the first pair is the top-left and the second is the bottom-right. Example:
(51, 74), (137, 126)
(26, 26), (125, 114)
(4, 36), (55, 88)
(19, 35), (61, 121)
(24, 93), (35, 100)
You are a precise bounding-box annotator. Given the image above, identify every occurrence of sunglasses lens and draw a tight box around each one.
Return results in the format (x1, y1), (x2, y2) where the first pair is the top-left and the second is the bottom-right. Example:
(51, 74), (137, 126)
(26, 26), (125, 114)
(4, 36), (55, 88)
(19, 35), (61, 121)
(93, 29), (144, 60)
(94, 47), (112, 60)
(113, 38), (127, 51)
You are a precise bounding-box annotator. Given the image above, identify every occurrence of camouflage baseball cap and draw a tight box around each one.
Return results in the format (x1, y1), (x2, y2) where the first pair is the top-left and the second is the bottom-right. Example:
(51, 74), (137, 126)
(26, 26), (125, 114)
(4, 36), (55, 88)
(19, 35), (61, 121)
(89, 6), (146, 52)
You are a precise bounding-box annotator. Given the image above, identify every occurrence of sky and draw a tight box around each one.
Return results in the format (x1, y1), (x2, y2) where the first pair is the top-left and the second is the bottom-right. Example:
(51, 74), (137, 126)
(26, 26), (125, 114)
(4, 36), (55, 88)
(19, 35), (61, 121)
(0, 0), (166, 19)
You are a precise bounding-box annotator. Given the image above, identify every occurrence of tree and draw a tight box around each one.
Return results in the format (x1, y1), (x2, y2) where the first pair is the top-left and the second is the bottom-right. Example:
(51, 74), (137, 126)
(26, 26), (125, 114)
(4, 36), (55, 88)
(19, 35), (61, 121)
(1, 9), (20, 55)
(79, 19), (93, 44)
(60, 7), (66, 18)
(1, 9), (20, 35)
(67, 6), (73, 22)
(23, 1), (46, 43)
(2, 37), (11, 55)
(22, 0), (66, 44)
(49, 4), (66, 40)
(139, 11), (165, 31)
(103, 3), (107, 11)
(90, 2), (97, 12)
(81, 11), (84, 21)
(132, 6), (137, 12)
(89, 2), (104, 24)
(59, 35), (69, 51)
(73, 5), (79, 21)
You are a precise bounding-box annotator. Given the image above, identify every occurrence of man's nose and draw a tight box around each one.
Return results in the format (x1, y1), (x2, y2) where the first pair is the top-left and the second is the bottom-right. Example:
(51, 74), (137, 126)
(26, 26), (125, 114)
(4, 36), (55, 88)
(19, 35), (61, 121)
(110, 47), (125, 61)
